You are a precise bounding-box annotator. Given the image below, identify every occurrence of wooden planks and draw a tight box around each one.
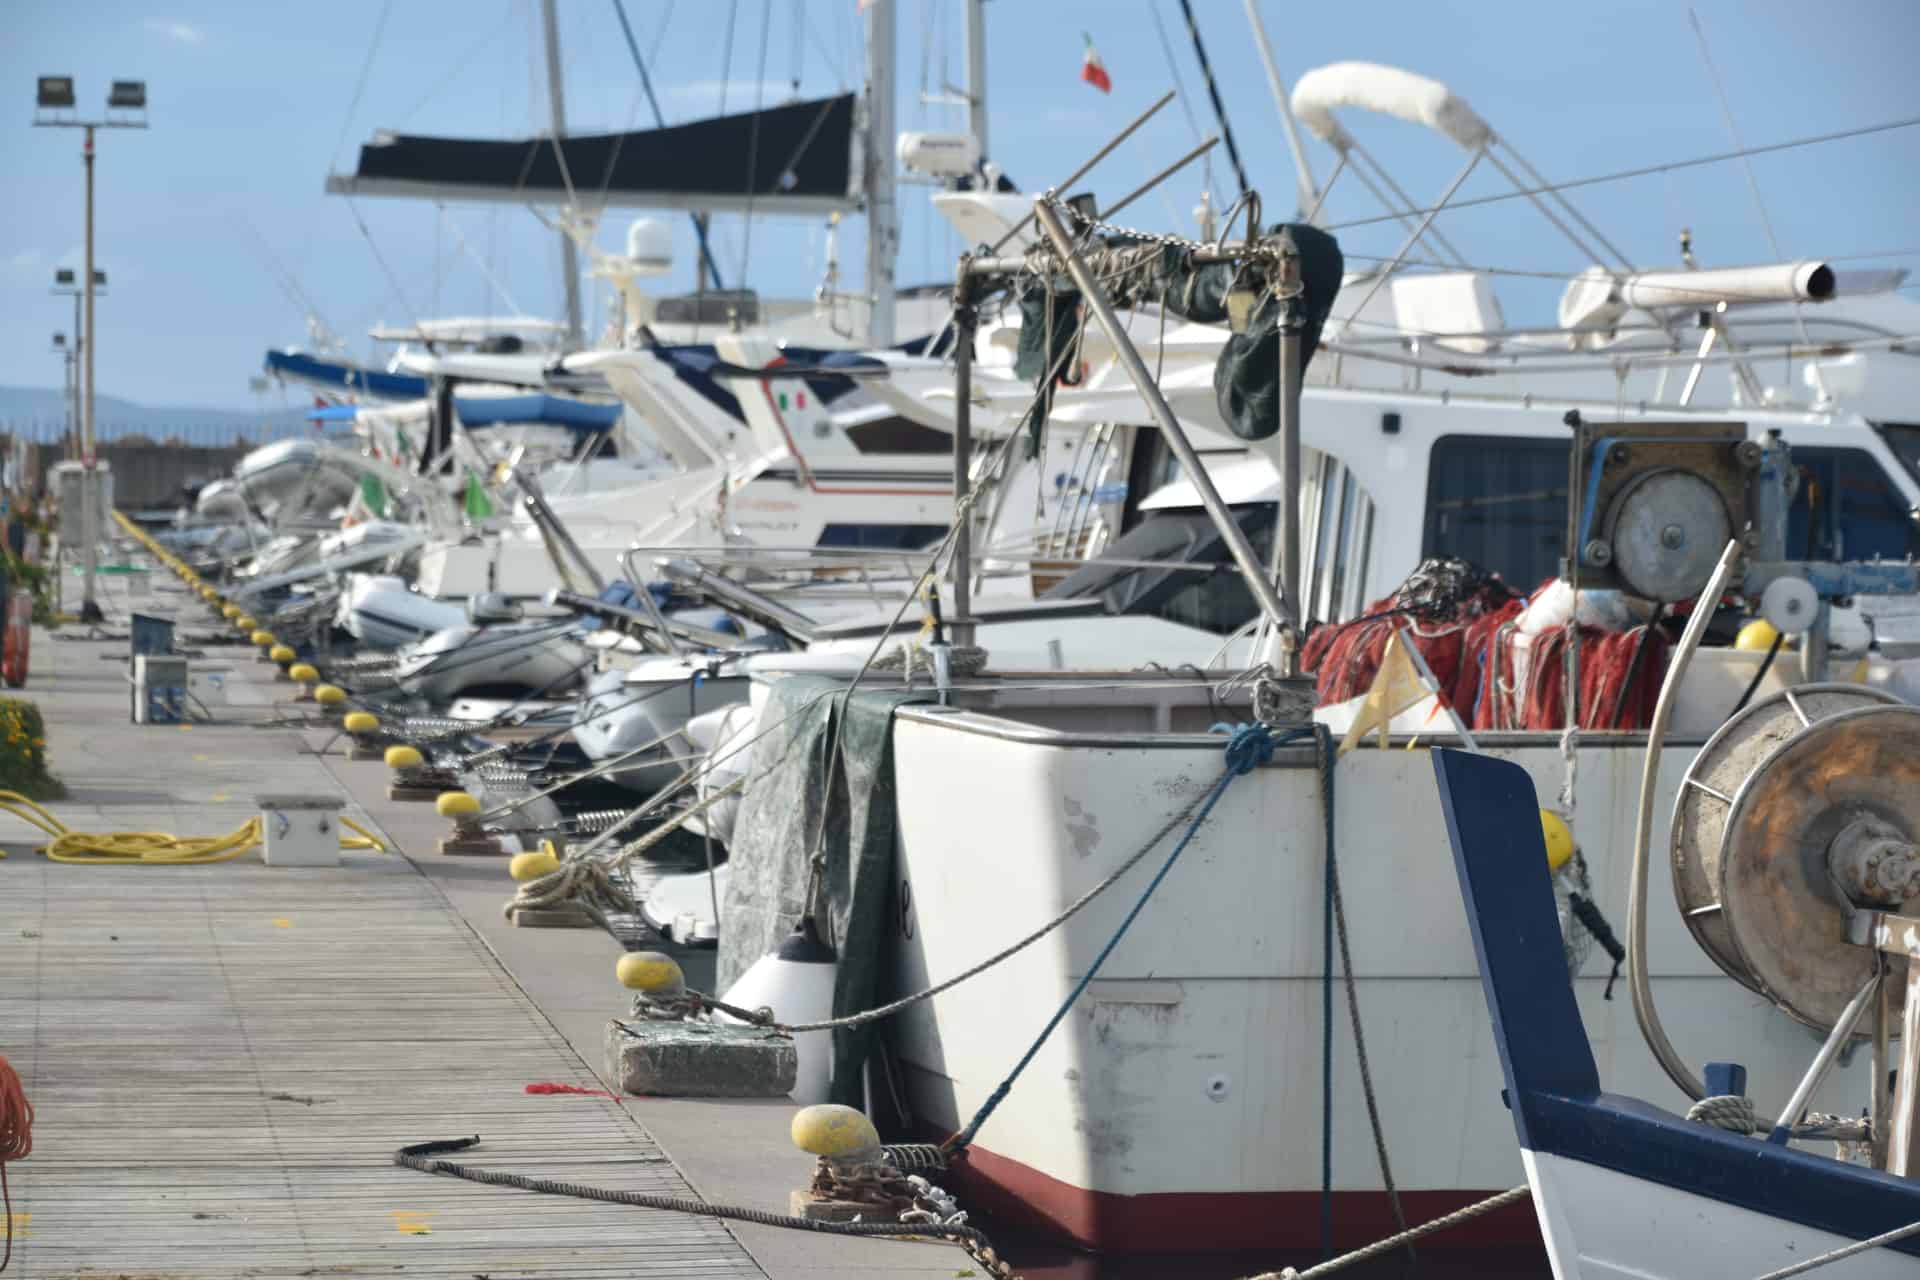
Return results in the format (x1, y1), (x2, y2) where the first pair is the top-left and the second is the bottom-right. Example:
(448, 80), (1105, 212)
(0, 850), (766, 1277)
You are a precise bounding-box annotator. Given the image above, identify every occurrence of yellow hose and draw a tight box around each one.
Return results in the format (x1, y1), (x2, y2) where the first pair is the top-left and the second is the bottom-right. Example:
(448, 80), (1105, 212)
(0, 791), (386, 865)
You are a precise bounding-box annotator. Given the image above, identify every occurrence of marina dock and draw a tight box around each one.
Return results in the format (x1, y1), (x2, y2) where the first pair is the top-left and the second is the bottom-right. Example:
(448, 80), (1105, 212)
(0, 576), (957, 1278)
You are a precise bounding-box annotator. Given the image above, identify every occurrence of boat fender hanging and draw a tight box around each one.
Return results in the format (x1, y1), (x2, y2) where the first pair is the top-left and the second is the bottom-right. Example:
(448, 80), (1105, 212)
(718, 917), (838, 1105)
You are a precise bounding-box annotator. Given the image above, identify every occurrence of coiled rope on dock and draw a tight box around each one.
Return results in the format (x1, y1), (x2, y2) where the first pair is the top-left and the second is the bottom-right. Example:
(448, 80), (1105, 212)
(0, 790), (386, 864)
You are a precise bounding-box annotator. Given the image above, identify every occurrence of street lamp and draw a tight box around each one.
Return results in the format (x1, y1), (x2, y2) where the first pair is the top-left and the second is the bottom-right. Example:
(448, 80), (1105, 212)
(51, 270), (106, 460)
(33, 77), (147, 625)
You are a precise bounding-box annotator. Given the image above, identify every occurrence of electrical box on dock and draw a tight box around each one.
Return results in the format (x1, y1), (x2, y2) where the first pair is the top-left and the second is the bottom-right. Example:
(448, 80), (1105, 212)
(255, 794), (347, 868)
(131, 653), (188, 724)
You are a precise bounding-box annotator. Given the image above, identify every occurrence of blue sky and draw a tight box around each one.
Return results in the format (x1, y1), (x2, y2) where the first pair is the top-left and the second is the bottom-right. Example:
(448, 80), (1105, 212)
(3, 0), (1917, 410)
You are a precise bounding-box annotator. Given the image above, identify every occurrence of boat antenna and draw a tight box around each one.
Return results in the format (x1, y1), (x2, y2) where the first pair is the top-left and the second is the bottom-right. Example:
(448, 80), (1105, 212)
(1687, 6), (1818, 397)
(1173, 0), (1250, 199)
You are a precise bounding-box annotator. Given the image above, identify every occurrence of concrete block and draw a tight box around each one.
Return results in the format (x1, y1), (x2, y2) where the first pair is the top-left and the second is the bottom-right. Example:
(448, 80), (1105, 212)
(605, 1018), (797, 1098)
(348, 741), (386, 762)
(438, 832), (505, 857)
(787, 1192), (887, 1223)
(510, 903), (597, 929)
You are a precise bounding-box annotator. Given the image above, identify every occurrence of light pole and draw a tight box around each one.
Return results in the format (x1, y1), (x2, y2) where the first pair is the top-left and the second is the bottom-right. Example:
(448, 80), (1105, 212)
(33, 76), (147, 624)
(49, 332), (70, 458)
(51, 268), (106, 460)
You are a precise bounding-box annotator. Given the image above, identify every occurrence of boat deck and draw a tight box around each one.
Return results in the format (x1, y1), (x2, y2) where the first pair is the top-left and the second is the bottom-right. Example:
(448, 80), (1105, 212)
(0, 621), (765, 1276)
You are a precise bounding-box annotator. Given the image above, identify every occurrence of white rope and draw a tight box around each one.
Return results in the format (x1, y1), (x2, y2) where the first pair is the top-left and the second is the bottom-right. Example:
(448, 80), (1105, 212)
(1242, 1185), (1531, 1280)
(1686, 1093), (1757, 1135)
(1752, 1219), (1920, 1280)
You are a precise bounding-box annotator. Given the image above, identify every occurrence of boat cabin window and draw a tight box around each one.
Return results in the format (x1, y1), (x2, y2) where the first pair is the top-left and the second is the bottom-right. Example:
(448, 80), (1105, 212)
(1423, 435), (1920, 589)
(1787, 446), (1920, 561)
(1876, 423), (1920, 488)
(842, 416), (953, 455)
(1423, 435), (1567, 590)
(1042, 503), (1275, 635)
(815, 523), (947, 550)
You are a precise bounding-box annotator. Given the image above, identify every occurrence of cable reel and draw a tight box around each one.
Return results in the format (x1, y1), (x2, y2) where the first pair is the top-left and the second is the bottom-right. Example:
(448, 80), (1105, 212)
(1672, 685), (1920, 1033)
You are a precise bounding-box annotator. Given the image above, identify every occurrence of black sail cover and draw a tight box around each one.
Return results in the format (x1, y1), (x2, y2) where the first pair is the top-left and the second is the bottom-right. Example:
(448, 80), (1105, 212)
(332, 95), (857, 211)
(1016, 223), (1343, 442)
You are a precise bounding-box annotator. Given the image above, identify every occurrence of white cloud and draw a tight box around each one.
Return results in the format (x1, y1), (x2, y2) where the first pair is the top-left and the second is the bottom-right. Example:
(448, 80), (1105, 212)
(142, 18), (204, 44)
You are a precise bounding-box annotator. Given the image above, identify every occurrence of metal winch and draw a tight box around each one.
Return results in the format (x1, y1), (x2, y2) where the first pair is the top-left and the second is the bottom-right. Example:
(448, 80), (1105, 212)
(1566, 415), (1763, 603)
(1672, 685), (1920, 1034)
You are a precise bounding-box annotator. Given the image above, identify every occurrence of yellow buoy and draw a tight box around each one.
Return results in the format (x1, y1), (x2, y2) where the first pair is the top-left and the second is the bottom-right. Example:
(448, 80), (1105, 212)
(790, 1104), (881, 1161)
(269, 644), (296, 664)
(510, 847), (562, 882)
(313, 684), (348, 707)
(384, 744), (424, 770)
(342, 710), (380, 735)
(616, 950), (685, 994)
(1540, 809), (1575, 872)
(435, 790), (481, 819)
(250, 629), (275, 648)
(287, 663), (319, 684)
(235, 615), (257, 632)
(221, 604), (241, 620)
(1735, 619), (1780, 652)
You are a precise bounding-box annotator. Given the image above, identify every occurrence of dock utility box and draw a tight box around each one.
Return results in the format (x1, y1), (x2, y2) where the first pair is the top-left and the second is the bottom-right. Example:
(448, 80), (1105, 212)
(255, 794), (347, 868)
(131, 653), (189, 724)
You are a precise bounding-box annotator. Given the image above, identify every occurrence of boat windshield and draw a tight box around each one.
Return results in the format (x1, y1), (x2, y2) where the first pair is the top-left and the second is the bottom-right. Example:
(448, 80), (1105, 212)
(1876, 422), (1920, 488)
(1042, 503), (1276, 635)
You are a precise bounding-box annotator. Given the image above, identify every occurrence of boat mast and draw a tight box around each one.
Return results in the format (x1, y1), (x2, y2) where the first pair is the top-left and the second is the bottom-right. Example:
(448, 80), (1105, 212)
(964, 0), (988, 167)
(864, 0), (898, 346)
(1242, 0), (1319, 221)
(539, 0), (585, 349)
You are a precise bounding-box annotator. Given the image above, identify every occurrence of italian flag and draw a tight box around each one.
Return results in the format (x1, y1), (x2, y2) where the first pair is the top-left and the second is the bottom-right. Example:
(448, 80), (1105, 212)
(1081, 34), (1111, 94)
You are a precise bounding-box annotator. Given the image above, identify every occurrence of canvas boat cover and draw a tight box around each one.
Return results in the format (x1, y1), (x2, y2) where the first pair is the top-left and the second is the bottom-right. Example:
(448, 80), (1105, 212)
(326, 95), (859, 214)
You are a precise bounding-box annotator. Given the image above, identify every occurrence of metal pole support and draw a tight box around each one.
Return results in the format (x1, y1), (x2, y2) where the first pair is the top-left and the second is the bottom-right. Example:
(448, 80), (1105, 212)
(1031, 197), (1297, 642)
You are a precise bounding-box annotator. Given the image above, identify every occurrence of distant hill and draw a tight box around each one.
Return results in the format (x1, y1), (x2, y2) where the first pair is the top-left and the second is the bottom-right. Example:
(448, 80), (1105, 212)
(0, 384), (316, 448)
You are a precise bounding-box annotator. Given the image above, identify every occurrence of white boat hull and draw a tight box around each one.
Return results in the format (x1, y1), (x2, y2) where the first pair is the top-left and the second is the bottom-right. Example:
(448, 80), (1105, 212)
(1522, 1149), (1912, 1278)
(882, 698), (1878, 1253)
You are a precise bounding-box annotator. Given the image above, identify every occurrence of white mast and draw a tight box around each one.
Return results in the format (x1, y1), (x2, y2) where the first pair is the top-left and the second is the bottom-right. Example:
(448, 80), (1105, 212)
(964, 0), (988, 164)
(864, 0), (898, 346)
(539, 0), (585, 349)
(1243, 0), (1320, 222)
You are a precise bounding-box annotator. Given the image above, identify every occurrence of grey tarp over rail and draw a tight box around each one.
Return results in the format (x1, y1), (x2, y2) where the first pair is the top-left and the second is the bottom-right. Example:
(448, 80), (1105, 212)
(719, 674), (925, 1106)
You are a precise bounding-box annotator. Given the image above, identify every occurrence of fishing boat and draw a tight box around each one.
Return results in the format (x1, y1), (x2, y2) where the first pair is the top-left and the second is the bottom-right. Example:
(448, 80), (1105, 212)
(664, 60), (1920, 1257)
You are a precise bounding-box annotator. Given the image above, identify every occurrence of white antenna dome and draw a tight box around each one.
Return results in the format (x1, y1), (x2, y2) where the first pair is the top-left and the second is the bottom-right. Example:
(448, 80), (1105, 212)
(626, 219), (673, 276)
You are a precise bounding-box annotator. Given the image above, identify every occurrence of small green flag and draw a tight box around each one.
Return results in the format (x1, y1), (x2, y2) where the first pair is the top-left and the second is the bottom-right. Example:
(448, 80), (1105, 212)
(359, 473), (387, 519)
(463, 471), (494, 520)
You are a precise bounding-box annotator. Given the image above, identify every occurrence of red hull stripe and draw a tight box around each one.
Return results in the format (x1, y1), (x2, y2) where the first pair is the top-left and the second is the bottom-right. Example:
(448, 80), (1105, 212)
(951, 1142), (1542, 1254)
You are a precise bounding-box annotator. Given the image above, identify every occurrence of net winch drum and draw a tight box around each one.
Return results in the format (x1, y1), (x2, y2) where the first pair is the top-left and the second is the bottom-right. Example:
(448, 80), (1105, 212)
(1672, 685), (1920, 1033)
(1570, 419), (1758, 603)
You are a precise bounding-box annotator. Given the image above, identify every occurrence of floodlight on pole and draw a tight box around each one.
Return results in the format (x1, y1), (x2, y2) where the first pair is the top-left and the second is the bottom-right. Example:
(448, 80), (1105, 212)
(32, 76), (149, 625)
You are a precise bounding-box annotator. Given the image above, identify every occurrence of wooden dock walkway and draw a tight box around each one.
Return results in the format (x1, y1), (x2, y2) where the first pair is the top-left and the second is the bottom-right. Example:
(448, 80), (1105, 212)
(0, 613), (766, 1277)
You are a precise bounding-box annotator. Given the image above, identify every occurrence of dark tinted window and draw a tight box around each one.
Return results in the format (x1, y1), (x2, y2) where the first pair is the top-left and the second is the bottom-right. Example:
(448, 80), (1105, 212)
(1423, 435), (1567, 589)
(1878, 423), (1920, 486)
(1786, 447), (1920, 561)
(843, 416), (953, 455)
(1044, 503), (1275, 635)
(815, 523), (947, 550)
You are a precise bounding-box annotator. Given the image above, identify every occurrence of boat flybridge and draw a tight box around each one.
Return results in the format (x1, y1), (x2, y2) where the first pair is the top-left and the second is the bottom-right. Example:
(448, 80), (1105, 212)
(624, 62), (1920, 1260)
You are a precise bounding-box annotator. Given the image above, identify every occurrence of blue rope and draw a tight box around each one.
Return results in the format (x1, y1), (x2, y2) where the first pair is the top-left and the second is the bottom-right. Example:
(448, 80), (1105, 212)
(945, 722), (1306, 1155)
